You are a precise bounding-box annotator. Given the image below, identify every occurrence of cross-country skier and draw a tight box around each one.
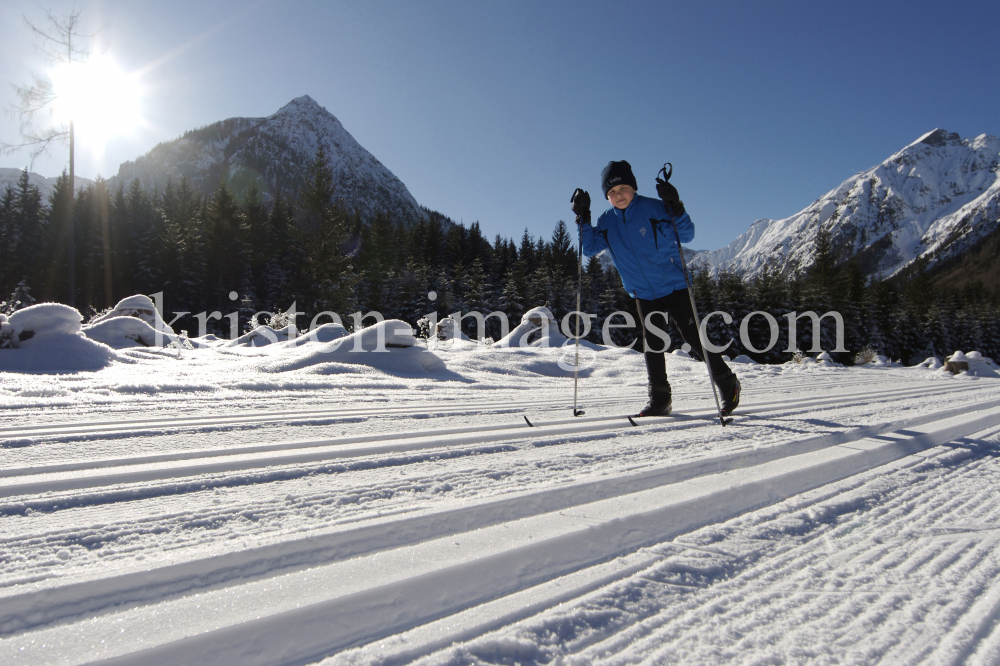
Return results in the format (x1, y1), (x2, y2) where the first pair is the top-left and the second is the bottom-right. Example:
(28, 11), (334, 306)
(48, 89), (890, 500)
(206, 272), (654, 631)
(571, 160), (740, 417)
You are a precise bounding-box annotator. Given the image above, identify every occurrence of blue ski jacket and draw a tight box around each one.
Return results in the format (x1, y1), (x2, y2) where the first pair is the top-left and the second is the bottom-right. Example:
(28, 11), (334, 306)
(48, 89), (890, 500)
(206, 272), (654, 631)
(580, 194), (694, 300)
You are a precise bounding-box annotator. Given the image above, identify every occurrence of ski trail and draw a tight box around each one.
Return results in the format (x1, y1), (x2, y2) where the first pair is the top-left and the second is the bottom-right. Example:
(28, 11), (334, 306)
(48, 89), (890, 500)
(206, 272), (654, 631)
(0, 375), (915, 444)
(1, 383), (981, 501)
(0, 400), (987, 638)
(390, 429), (1000, 666)
(3, 403), (998, 665)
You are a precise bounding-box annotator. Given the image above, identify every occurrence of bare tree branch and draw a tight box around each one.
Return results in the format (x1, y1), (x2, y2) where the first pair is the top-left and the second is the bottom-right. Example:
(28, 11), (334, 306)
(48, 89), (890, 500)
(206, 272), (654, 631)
(1, 6), (97, 168)
(24, 8), (97, 65)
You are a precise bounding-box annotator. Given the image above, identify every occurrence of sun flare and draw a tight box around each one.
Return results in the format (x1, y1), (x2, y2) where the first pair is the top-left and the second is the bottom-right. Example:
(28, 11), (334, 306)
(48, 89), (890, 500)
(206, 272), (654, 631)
(48, 54), (144, 153)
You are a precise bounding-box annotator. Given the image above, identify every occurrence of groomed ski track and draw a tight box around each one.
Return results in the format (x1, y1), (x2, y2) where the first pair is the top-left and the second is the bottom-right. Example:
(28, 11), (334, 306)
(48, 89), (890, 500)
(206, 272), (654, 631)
(2, 372), (1000, 665)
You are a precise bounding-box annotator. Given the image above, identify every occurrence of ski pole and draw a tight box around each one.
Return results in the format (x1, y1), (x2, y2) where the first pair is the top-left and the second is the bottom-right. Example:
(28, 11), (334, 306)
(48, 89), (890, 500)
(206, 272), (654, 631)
(658, 163), (732, 427)
(573, 218), (585, 417)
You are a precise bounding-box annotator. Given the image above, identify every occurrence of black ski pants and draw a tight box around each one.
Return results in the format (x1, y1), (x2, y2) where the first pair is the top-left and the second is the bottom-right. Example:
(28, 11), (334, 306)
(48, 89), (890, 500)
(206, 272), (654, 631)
(636, 289), (734, 387)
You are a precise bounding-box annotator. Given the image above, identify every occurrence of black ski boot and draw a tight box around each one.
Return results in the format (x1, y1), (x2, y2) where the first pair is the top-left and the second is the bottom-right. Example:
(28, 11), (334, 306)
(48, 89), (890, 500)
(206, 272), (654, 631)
(637, 383), (672, 417)
(716, 374), (741, 416)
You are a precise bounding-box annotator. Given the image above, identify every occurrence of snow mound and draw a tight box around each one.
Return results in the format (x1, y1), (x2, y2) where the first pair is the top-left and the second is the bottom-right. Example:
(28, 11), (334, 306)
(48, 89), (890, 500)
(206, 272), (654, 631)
(229, 322), (351, 348)
(496, 307), (568, 348)
(916, 357), (943, 369)
(816, 351), (843, 367)
(295, 323), (350, 344)
(0, 303), (126, 372)
(0, 331), (124, 373)
(262, 319), (450, 377)
(960, 350), (999, 378)
(82, 316), (165, 348)
(731, 355), (758, 364)
(89, 295), (176, 334)
(187, 333), (228, 349)
(8, 303), (82, 340)
(671, 349), (692, 358)
(227, 324), (299, 347)
(970, 353), (1000, 369)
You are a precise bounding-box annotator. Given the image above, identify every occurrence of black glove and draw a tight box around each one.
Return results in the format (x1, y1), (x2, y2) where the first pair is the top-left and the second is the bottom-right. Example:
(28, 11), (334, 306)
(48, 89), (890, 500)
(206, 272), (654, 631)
(570, 188), (591, 225)
(655, 180), (685, 217)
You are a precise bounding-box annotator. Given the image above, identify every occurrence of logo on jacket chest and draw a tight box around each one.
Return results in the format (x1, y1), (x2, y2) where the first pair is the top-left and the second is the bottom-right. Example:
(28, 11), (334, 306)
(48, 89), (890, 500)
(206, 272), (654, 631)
(639, 226), (647, 236)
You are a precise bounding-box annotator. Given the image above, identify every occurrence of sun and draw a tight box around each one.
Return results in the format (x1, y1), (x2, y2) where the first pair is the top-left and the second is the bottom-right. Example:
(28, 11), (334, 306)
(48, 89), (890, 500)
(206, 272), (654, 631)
(48, 54), (144, 154)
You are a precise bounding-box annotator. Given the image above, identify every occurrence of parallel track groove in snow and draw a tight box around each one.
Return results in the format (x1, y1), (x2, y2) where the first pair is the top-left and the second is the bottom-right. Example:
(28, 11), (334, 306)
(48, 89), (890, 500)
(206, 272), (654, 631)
(0, 376), (906, 442)
(42, 404), (1000, 666)
(1, 399), (998, 659)
(0, 383), (975, 499)
(3, 368), (997, 666)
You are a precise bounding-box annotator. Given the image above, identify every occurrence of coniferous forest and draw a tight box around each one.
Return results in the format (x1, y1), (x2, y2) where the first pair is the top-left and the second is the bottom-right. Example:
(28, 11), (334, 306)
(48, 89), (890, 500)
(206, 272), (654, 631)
(3, 151), (1000, 365)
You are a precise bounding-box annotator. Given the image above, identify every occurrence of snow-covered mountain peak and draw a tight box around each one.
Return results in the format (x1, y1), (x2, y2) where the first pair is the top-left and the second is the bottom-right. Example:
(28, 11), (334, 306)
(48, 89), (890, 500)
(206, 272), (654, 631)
(112, 96), (424, 222)
(281, 94), (324, 111)
(271, 95), (342, 126)
(696, 129), (1000, 281)
(912, 128), (962, 148)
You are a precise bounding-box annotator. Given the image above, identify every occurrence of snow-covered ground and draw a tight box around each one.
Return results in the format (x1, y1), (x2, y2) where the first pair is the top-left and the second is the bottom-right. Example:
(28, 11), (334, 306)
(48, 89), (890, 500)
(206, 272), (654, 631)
(2, 315), (1000, 665)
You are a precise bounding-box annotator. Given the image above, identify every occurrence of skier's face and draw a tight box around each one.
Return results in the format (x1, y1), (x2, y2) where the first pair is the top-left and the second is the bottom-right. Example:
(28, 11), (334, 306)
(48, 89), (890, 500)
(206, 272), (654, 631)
(607, 184), (635, 210)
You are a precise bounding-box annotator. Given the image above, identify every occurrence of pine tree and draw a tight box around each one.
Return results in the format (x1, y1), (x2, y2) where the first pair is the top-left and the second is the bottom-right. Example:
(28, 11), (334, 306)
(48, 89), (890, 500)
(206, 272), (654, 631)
(204, 182), (246, 311)
(128, 180), (164, 296)
(109, 184), (136, 299)
(519, 229), (536, 273)
(289, 148), (357, 317)
(498, 264), (527, 324)
(1, 279), (35, 314)
(0, 185), (14, 294)
(13, 169), (47, 294)
(261, 192), (294, 310)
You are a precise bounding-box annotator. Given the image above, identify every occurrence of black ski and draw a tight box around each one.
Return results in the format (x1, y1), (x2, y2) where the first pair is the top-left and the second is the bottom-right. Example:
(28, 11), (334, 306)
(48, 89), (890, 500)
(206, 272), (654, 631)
(523, 413), (687, 428)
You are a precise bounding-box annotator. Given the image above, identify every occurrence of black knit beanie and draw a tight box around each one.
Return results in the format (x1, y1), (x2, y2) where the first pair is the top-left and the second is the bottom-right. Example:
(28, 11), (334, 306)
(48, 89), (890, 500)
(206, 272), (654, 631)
(601, 160), (638, 197)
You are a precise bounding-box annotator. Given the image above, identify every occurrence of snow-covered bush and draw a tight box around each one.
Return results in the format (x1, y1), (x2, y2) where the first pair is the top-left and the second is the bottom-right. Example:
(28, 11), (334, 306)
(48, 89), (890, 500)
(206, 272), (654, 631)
(434, 316), (472, 342)
(853, 345), (879, 366)
(915, 356), (943, 369)
(0, 314), (15, 348)
(85, 305), (115, 325)
(249, 306), (300, 335)
(416, 316), (433, 340)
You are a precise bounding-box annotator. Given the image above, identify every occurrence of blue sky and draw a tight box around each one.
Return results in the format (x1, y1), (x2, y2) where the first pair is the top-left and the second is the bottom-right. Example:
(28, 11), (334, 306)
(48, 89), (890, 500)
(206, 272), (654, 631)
(1, 0), (997, 250)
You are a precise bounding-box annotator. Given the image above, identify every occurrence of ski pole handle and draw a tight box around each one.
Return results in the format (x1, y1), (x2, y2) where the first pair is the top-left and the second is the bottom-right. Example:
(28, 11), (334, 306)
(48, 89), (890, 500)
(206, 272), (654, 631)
(657, 163), (673, 183)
